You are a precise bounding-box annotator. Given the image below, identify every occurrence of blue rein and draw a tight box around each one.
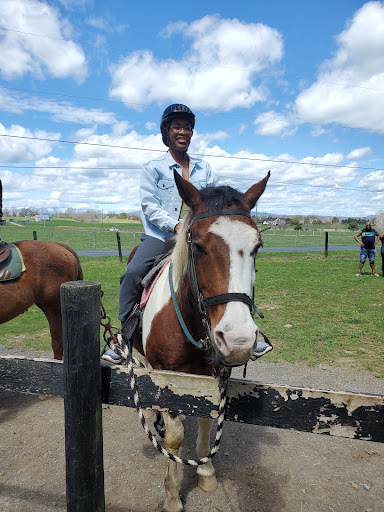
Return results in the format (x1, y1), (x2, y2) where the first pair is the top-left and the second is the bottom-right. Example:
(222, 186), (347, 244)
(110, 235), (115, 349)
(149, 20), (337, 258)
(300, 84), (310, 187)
(168, 262), (205, 349)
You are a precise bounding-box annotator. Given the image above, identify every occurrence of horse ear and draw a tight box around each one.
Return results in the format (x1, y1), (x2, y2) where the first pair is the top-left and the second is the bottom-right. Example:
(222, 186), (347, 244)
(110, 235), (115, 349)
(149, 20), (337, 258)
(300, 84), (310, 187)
(174, 169), (201, 208)
(244, 171), (270, 209)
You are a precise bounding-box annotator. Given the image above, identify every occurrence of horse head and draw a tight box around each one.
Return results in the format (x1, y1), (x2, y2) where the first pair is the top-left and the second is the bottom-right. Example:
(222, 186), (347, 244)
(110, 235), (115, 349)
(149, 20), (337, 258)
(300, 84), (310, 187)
(173, 169), (270, 367)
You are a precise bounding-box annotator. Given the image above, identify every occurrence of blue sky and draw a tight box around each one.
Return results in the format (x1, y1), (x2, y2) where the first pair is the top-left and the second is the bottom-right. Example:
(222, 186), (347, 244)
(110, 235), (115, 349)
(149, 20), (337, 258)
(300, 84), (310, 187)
(1, 0), (384, 218)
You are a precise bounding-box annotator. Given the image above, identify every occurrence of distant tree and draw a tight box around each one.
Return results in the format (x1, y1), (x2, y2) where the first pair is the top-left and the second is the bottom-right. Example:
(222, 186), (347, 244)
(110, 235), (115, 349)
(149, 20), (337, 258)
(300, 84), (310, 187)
(348, 221), (358, 230)
(332, 216), (339, 224)
(294, 223), (302, 231)
(291, 215), (301, 225)
(312, 218), (322, 225)
(118, 213), (127, 219)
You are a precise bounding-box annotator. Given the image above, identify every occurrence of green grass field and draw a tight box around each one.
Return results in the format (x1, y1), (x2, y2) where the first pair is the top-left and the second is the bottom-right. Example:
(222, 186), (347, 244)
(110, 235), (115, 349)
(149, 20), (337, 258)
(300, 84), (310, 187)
(1, 251), (383, 377)
(0, 221), (362, 250)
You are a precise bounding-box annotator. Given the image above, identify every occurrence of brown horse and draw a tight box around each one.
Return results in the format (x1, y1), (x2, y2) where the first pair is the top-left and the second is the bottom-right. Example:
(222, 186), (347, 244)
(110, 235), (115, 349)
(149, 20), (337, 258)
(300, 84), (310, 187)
(130, 170), (270, 512)
(0, 240), (83, 359)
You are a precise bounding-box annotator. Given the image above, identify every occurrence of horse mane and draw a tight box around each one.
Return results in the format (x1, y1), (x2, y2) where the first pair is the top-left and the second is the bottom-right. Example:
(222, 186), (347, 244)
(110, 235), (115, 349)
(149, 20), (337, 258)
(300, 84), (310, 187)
(171, 185), (245, 286)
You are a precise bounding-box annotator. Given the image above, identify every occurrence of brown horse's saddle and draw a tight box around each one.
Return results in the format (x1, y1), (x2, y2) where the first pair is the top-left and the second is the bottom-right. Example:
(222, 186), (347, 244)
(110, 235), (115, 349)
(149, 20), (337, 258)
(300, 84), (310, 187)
(0, 241), (26, 282)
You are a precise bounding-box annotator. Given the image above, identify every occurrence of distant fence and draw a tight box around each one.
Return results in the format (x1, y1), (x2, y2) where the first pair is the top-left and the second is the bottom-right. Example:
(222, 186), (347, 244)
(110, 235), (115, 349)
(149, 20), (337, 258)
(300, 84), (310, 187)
(0, 224), (359, 252)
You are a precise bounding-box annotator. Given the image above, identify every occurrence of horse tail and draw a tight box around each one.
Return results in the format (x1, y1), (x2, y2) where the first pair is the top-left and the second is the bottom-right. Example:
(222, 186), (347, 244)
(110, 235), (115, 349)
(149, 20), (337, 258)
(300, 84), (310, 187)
(60, 243), (84, 281)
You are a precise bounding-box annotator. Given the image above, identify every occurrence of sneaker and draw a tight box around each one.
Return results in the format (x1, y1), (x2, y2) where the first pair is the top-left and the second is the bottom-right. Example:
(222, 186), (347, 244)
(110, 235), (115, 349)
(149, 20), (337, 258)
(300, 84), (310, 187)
(101, 348), (123, 364)
(101, 334), (127, 364)
(250, 339), (273, 360)
(372, 272), (380, 276)
(355, 272), (361, 276)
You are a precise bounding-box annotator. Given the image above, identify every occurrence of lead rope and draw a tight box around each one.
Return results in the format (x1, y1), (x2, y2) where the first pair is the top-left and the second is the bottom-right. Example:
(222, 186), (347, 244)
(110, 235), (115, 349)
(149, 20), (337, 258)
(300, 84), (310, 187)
(126, 351), (229, 466)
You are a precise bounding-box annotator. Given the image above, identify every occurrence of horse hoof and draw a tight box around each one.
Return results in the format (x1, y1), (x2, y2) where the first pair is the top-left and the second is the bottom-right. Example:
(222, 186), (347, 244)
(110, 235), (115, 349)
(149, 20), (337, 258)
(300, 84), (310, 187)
(198, 473), (218, 492)
(162, 498), (183, 512)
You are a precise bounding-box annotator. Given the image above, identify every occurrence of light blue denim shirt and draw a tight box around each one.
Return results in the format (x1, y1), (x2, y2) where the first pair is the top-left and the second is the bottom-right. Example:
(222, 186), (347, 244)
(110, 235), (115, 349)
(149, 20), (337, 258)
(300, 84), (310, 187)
(140, 151), (215, 241)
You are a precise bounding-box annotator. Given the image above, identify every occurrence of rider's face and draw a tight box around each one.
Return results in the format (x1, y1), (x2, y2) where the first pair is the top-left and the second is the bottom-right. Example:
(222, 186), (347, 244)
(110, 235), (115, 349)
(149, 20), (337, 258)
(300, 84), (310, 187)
(168, 117), (193, 153)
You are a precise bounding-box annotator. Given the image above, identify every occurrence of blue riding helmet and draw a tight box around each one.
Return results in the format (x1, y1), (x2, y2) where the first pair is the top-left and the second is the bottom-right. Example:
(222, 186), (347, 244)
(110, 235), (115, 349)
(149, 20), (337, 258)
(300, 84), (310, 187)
(160, 104), (195, 132)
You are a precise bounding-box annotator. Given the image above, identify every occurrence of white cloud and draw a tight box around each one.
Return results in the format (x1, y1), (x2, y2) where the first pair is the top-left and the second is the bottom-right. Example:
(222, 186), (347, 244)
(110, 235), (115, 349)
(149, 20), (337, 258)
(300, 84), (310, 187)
(109, 15), (283, 111)
(346, 147), (372, 160)
(0, 0), (87, 82)
(0, 89), (117, 125)
(1, 122), (381, 216)
(254, 111), (292, 136)
(0, 123), (60, 162)
(295, 1), (384, 132)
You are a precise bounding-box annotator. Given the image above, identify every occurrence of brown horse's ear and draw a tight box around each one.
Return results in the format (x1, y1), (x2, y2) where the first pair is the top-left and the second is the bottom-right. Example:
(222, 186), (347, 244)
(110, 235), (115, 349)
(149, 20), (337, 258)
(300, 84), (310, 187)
(244, 171), (270, 210)
(174, 169), (201, 208)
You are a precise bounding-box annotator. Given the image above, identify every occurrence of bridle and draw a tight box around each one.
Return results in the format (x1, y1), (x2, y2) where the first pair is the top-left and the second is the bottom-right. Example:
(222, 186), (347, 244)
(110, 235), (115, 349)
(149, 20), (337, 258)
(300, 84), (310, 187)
(169, 208), (264, 351)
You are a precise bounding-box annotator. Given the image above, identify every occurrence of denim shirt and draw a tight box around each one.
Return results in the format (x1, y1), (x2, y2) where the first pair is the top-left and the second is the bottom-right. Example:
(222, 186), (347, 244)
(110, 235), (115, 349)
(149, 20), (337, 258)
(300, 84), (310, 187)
(140, 151), (215, 241)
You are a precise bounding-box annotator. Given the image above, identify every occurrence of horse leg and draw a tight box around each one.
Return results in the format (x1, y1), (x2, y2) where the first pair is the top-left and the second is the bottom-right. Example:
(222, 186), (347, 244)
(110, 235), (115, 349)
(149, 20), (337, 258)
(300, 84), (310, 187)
(196, 417), (218, 492)
(162, 412), (184, 512)
(38, 303), (63, 360)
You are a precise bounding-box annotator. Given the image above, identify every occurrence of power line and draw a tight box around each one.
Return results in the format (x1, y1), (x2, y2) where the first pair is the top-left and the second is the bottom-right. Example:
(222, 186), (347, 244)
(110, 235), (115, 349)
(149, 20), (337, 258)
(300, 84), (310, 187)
(1, 132), (383, 172)
(0, 166), (381, 194)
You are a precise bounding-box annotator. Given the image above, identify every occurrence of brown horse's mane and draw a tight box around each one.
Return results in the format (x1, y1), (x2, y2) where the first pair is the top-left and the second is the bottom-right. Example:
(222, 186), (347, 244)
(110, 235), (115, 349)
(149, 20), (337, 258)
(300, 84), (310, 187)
(171, 184), (246, 287)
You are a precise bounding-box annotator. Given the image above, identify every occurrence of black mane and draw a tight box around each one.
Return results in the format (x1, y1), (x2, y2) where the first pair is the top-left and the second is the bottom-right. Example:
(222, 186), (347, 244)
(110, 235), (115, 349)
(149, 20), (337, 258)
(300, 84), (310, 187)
(199, 185), (244, 213)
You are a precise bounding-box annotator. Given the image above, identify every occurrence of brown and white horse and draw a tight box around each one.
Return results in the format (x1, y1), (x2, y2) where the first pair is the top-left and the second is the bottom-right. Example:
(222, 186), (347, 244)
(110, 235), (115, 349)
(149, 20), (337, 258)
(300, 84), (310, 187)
(0, 241), (83, 359)
(131, 170), (270, 512)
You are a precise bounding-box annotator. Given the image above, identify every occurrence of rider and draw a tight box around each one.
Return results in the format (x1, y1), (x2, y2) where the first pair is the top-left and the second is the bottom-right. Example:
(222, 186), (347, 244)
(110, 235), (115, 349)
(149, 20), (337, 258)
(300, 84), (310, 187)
(102, 104), (272, 363)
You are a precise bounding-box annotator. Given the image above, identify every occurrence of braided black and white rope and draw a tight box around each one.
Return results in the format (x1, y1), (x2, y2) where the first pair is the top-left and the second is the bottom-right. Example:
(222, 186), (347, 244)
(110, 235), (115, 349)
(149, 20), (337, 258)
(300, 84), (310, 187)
(126, 355), (228, 466)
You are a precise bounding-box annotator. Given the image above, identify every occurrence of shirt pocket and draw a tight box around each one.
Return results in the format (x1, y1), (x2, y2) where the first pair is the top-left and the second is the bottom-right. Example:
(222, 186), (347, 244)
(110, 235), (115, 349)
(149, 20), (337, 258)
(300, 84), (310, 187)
(191, 179), (206, 190)
(156, 179), (175, 205)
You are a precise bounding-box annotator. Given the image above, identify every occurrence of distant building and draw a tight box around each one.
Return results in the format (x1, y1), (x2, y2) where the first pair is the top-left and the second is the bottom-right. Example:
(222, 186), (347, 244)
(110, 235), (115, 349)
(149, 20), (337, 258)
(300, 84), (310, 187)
(262, 218), (282, 226)
(35, 215), (51, 222)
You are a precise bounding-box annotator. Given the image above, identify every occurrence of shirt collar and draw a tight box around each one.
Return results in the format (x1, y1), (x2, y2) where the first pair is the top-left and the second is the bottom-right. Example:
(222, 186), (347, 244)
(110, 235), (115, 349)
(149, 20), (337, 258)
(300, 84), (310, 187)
(165, 151), (200, 173)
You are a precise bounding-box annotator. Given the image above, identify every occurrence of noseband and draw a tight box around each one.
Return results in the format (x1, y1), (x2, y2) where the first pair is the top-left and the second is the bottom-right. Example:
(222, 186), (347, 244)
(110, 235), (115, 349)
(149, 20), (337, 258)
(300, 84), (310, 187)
(169, 209), (263, 351)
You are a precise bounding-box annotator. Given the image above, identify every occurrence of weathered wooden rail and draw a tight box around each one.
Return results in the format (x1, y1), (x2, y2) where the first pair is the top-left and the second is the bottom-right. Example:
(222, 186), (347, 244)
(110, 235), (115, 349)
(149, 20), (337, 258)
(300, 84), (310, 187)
(1, 355), (383, 442)
(0, 281), (383, 512)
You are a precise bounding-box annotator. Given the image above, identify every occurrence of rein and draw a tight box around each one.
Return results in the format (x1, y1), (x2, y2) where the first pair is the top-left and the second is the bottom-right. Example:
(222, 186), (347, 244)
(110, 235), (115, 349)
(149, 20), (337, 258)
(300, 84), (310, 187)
(170, 208), (263, 350)
(125, 348), (229, 467)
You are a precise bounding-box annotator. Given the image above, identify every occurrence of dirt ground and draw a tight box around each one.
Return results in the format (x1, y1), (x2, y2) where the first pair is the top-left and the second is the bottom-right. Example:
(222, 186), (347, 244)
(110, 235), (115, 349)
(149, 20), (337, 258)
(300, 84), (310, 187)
(0, 353), (384, 512)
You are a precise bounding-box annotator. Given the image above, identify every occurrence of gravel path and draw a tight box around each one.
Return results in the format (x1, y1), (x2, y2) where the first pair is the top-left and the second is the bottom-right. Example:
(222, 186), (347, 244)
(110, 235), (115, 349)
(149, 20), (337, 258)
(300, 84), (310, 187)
(1, 346), (383, 512)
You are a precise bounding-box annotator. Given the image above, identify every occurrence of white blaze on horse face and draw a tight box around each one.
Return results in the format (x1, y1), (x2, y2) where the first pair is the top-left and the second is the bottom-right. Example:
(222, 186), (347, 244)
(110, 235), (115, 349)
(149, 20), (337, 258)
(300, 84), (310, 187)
(208, 217), (259, 364)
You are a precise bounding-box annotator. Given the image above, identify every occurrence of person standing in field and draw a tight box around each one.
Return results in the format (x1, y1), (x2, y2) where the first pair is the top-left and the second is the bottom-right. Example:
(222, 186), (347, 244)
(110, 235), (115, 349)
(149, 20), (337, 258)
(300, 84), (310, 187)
(354, 221), (380, 276)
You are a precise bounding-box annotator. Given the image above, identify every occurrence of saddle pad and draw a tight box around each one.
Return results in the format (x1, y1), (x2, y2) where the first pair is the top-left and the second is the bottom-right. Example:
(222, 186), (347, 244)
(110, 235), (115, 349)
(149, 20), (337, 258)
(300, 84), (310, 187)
(0, 243), (26, 282)
(140, 256), (171, 308)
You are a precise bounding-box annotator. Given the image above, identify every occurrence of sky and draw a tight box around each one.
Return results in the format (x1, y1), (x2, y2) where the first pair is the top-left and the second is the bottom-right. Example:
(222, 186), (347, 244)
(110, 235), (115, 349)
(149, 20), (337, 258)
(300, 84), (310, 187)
(1, 0), (384, 218)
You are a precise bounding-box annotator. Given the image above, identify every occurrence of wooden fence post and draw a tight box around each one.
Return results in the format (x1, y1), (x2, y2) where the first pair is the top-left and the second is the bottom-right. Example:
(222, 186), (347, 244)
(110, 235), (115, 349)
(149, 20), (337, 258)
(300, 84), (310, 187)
(61, 281), (105, 512)
(33, 231), (37, 240)
(116, 231), (122, 262)
(325, 231), (329, 258)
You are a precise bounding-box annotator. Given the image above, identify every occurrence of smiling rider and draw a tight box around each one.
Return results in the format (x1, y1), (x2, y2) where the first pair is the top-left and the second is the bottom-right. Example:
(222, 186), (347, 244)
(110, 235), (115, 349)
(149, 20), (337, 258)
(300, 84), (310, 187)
(102, 103), (272, 364)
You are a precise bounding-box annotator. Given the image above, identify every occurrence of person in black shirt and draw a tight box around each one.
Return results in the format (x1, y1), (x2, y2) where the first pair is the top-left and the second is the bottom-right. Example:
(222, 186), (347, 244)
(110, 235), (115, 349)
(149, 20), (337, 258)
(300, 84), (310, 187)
(354, 221), (380, 276)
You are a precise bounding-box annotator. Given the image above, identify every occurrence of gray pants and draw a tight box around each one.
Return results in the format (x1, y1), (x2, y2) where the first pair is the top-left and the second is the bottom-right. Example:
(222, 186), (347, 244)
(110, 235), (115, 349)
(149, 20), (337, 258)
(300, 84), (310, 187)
(118, 233), (165, 322)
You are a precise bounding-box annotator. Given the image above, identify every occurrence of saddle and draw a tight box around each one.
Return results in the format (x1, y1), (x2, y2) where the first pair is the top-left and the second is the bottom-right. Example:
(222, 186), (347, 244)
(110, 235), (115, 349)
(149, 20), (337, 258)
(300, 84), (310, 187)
(0, 241), (10, 263)
(0, 241), (26, 281)
(120, 251), (171, 344)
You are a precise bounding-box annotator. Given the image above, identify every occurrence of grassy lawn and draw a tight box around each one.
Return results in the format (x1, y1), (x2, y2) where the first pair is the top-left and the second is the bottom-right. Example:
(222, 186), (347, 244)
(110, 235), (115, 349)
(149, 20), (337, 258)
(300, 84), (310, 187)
(1, 222), (362, 250)
(1, 252), (383, 377)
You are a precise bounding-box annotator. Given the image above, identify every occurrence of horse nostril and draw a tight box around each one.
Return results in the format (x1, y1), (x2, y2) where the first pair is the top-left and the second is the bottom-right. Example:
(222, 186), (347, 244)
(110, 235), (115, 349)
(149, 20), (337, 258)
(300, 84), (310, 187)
(215, 330), (228, 354)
